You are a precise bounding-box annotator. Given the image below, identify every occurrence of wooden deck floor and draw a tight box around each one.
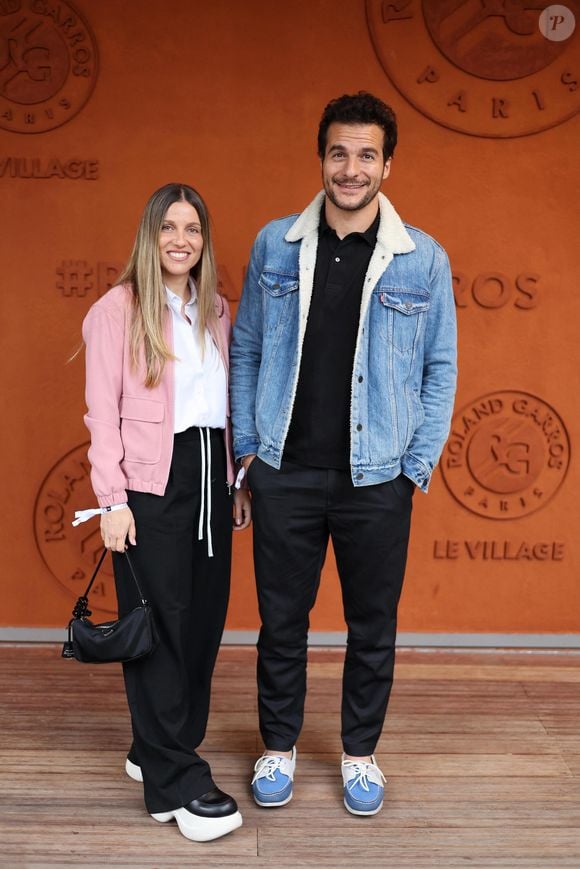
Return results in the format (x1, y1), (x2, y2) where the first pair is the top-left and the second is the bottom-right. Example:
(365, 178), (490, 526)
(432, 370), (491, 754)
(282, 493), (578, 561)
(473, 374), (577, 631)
(1, 645), (579, 868)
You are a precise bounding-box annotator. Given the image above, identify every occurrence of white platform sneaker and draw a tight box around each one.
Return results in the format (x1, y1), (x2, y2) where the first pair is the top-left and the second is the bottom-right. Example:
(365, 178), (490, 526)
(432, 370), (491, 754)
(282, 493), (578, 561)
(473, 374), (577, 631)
(125, 757), (143, 783)
(151, 788), (242, 842)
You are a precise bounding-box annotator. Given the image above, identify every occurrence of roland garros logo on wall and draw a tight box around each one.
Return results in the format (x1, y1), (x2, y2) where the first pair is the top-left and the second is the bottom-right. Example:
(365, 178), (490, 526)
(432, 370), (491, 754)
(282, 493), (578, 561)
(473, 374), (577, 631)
(440, 391), (570, 519)
(34, 444), (116, 614)
(366, 1), (580, 137)
(0, 0), (98, 134)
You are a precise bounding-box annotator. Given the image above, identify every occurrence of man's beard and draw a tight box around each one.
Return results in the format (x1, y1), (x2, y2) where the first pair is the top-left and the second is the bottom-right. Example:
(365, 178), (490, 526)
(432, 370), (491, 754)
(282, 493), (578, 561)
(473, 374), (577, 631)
(325, 177), (379, 212)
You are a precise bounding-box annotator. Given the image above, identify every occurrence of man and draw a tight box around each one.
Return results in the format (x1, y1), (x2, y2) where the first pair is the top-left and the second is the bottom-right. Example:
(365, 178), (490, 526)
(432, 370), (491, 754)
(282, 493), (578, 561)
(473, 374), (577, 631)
(230, 92), (457, 816)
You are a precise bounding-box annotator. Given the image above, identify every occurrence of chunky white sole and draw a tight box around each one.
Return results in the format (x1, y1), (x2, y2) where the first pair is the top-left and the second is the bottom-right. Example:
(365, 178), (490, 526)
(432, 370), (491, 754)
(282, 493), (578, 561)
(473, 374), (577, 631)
(253, 791), (293, 808)
(125, 758), (143, 783)
(344, 798), (383, 816)
(151, 807), (243, 842)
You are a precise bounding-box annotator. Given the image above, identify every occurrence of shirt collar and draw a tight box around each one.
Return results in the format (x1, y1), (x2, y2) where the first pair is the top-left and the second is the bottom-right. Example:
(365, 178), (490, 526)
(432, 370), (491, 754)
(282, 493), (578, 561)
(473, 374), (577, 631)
(165, 277), (197, 309)
(319, 204), (380, 247)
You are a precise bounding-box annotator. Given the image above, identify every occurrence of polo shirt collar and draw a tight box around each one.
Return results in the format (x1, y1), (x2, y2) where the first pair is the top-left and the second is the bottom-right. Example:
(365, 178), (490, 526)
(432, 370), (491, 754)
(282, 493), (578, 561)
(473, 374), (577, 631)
(319, 204), (380, 246)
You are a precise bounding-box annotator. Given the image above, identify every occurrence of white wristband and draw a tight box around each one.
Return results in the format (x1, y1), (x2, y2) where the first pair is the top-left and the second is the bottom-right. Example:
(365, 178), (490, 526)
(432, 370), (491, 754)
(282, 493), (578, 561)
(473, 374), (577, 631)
(72, 503), (128, 527)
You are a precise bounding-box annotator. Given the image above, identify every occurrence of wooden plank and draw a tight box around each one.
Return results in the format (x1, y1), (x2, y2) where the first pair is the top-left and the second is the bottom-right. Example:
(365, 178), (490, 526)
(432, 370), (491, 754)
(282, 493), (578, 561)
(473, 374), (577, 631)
(1, 645), (579, 868)
(257, 826), (580, 859)
(307, 661), (580, 682)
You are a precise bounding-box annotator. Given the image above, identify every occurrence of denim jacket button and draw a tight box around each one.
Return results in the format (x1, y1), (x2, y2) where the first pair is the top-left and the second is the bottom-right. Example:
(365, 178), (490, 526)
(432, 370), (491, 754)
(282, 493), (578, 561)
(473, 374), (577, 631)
(356, 423), (363, 431)
(358, 375), (363, 383)
(356, 472), (364, 480)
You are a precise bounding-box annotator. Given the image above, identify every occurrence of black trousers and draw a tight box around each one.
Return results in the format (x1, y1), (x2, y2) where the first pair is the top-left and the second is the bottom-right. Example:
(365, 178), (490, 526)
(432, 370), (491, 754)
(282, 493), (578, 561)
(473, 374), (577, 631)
(248, 458), (413, 757)
(113, 427), (232, 814)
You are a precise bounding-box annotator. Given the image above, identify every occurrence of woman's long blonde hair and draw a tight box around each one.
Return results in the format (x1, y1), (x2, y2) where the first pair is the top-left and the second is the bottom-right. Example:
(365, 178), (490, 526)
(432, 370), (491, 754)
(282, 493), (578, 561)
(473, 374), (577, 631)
(120, 183), (219, 388)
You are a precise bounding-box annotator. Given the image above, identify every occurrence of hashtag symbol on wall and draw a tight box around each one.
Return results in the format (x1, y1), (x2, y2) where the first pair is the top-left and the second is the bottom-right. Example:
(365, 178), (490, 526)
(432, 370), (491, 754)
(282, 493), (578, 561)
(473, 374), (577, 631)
(56, 261), (94, 297)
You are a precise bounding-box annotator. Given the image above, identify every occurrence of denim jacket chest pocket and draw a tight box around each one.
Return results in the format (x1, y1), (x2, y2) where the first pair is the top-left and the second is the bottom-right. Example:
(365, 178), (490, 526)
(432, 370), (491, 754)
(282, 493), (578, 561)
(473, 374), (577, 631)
(259, 271), (299, 334)
(375, 288), (430, 356)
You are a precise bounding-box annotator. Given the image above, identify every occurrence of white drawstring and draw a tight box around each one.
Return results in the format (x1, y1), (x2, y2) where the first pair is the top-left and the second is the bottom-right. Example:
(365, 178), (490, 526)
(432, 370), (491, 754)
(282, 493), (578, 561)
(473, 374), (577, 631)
(205, 427), (213, 557)
(198, 427), (206, 544)
(198, 427), (214, 558)
(73, 429), (215, 557)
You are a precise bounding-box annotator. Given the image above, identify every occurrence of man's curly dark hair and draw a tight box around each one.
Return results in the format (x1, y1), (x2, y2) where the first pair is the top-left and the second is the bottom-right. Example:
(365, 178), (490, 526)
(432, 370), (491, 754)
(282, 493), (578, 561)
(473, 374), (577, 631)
(317, 92), (397, 161)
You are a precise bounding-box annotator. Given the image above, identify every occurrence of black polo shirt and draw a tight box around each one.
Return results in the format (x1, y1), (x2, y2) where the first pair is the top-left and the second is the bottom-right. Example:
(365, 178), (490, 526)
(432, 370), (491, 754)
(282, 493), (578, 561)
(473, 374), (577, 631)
(283, 205), (380, 469)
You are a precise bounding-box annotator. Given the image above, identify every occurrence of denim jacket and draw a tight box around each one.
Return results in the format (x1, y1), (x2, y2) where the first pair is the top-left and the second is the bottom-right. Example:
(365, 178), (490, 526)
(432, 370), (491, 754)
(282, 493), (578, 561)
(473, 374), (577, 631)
(230, 191), (457, 492)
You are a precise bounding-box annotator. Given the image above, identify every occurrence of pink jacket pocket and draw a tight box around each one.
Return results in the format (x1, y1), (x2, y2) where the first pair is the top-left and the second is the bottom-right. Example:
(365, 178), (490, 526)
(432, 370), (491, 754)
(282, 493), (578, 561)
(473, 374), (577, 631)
(120, 395), (165, 465)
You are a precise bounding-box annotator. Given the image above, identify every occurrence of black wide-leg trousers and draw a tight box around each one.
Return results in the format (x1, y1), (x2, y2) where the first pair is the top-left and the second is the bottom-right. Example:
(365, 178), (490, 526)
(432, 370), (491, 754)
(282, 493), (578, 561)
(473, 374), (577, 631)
(249, 458), (413, 757)
(112, 427), (232, 814)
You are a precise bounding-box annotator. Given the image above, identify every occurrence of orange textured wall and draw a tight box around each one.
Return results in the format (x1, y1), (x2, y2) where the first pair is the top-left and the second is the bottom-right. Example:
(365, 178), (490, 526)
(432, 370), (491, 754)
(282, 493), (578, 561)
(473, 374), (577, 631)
(2, 0), (579, 635)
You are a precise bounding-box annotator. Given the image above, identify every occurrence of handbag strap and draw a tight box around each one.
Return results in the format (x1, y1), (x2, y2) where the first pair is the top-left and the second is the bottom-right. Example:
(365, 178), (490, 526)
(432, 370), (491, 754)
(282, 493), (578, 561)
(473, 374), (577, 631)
(122, 550), (147, 604)
(79, 546), (108, 600)
(70, 548), (147, 622)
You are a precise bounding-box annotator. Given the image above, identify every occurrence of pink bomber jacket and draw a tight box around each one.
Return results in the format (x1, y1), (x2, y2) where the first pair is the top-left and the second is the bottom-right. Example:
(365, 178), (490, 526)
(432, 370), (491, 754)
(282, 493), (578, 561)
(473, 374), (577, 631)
(82, 283), (235, 507)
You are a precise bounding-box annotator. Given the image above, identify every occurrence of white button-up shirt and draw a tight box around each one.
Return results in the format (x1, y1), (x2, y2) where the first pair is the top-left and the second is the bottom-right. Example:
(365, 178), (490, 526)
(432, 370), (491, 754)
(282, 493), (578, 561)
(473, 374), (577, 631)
(166, 284), (226, 432)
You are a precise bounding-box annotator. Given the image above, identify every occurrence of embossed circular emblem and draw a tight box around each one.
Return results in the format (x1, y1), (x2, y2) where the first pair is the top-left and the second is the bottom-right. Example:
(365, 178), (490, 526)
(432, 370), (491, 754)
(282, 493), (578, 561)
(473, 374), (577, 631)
(441, 391), (570, 519)
(34, 444), (116, 613)
(366, 0), (580, 138)
(0, 0), (98, 134)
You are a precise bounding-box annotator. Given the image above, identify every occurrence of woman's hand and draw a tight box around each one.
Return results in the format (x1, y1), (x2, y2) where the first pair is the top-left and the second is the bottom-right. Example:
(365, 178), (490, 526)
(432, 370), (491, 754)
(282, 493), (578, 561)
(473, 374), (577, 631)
(233, 488), (252, 530)
(100, 506), (136, 552)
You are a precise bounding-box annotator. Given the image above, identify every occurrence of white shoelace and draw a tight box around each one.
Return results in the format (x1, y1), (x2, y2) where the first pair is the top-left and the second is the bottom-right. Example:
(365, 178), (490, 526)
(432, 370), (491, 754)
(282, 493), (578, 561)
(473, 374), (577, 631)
(198, 427), (213, 557)
(342, 760), (386, 792)
(252, 755), (285, 784)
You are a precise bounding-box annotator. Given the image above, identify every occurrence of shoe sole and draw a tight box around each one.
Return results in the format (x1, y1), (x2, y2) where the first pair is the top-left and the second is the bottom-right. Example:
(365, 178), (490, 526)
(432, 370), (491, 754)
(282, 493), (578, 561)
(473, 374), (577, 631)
(151, 808), (243, 842)
(344, 798), (383, 816)
(253, 791), (293, 808)
(125, 758), (143, 783)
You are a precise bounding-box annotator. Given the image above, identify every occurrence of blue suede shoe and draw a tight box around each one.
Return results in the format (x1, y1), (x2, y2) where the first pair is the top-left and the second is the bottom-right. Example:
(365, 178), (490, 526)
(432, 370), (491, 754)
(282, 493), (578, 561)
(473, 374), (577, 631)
(251, 747), (296, 807)
(341, 754), (386, 816)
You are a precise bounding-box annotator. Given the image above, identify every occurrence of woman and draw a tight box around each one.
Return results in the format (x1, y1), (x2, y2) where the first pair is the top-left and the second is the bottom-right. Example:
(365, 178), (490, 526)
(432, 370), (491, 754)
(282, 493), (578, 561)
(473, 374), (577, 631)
(79, 183), (251, 843)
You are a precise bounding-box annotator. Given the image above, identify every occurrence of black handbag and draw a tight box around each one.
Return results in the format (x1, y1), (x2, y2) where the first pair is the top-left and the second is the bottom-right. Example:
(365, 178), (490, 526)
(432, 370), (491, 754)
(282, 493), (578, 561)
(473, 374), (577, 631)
(62, 548), (158, 664)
